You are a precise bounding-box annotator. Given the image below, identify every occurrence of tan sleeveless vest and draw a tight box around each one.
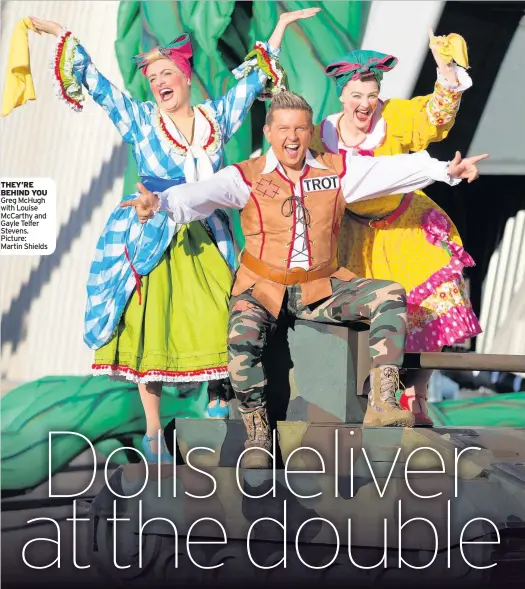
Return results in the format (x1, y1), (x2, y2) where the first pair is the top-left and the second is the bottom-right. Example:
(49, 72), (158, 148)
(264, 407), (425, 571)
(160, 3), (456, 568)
(232, 151), (355, 318)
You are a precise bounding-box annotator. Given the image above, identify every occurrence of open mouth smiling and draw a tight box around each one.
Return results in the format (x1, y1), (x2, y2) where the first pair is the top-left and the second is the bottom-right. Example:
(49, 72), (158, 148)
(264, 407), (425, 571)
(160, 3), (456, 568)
(159, 88), (174, 101)
(285, 143), (300, 156)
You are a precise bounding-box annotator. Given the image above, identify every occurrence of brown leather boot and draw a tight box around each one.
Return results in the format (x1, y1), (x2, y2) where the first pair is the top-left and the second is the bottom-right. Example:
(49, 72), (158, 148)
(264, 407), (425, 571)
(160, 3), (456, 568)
(363, 366), (415, 427)
(240, 406), (273, 469)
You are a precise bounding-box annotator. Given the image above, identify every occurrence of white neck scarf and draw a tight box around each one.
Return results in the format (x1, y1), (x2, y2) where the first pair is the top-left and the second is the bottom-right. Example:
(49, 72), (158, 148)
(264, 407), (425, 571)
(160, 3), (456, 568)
(161, 107), (215, 183)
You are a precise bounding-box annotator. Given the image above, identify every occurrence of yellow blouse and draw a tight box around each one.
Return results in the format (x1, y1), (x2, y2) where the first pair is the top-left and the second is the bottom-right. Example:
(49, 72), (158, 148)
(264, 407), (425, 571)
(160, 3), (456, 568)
(311, 65), (471, 218)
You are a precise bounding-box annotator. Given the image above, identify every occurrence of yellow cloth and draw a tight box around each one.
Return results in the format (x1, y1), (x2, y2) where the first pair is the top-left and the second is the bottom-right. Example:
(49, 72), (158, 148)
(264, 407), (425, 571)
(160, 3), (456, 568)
(430, 33), (469, 69)
(2, 18), (38, 117)
(312, 95), (463, 294)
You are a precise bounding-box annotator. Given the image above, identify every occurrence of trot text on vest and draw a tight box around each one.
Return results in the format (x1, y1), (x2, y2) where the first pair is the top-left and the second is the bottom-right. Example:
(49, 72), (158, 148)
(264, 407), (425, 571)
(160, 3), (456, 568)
(302, 174), (340, 193)
(0, 178), (56, 255)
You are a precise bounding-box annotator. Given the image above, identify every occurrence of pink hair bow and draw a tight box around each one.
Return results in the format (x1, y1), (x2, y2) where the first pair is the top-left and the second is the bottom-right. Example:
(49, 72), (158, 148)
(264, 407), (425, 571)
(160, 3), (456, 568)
(133, 33), (193, 79)
(325, 56), (397, 81)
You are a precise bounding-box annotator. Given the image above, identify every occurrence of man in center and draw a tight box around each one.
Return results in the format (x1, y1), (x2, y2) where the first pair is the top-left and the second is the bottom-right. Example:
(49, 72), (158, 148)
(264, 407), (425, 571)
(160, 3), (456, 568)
(123, 90), (486, 468)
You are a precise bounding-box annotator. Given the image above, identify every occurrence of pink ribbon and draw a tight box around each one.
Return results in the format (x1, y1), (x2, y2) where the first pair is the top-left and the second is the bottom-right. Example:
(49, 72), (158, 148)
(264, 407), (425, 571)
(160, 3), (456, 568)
(134, 34), (193, 80)
(421, 208), (475, 266)
(325, 55), (396, 80)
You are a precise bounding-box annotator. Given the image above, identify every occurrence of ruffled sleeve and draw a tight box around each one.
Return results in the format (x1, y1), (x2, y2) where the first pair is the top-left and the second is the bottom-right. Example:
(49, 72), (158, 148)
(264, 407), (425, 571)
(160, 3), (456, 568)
(207, 40), (287, 144)
(426, 64), (472, 127)
(382, 63), (472, 152)
(51, 28), (147, 143)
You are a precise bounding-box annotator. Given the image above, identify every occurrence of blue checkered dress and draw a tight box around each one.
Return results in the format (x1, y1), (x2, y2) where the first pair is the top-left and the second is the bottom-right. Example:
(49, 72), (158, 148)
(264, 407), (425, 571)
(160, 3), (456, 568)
(58, 34), (278, 351)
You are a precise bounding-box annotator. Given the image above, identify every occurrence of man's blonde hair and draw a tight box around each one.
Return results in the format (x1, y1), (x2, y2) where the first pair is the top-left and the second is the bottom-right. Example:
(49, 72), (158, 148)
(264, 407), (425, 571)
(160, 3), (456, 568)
(265, 90), (314, 126)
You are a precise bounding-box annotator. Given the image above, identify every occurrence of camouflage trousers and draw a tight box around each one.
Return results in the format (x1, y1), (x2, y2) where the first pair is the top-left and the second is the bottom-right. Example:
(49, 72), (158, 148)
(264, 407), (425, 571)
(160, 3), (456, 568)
(228, 277), (407, 412)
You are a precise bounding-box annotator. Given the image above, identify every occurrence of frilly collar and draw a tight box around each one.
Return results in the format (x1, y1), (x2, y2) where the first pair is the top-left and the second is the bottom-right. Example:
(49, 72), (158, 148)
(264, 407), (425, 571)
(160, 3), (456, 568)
(320, 100), (386, 153)
(152, 102), (221, 157)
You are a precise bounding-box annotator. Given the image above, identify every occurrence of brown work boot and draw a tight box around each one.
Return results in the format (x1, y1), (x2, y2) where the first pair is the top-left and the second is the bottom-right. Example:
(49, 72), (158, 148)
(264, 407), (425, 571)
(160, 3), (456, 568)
(240, 406), (273, 469)
(363, 366), (415, 427)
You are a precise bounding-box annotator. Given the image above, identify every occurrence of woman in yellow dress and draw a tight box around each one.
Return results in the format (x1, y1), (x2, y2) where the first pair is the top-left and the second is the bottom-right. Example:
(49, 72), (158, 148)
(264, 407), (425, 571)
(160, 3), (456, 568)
(312, 33), (481, 427)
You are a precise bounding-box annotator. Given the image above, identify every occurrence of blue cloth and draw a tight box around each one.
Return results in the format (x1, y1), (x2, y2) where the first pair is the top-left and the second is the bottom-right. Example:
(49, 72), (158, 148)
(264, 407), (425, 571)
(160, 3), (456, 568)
(139, 176), (186, 192)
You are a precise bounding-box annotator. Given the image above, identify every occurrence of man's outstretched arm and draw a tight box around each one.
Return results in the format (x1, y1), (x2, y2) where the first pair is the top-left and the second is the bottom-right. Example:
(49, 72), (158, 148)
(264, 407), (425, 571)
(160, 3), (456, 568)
(121, 166), (250, 223)
(341, 150), (488, 204)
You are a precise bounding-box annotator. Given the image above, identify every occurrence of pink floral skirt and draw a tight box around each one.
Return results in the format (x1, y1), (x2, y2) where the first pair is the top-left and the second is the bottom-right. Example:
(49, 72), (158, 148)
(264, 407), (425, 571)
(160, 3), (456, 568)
(405, 208), (482, 352)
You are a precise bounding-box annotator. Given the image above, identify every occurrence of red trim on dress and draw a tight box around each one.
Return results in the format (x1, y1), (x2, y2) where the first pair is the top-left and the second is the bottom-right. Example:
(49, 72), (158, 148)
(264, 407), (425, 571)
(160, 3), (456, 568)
(200, 106), (216, 150)
(253, 44), (278, 83)
(54, 32), (83, 111)
(92, 364), (228, 379)
(158, 105), (217, 154)
(124, 246), (142, 305)
(158, 111), (187, 153)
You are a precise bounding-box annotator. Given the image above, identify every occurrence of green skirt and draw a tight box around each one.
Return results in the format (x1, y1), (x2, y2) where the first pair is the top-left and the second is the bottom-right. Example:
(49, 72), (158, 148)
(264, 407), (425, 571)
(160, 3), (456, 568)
(92, 221), (233, 384)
